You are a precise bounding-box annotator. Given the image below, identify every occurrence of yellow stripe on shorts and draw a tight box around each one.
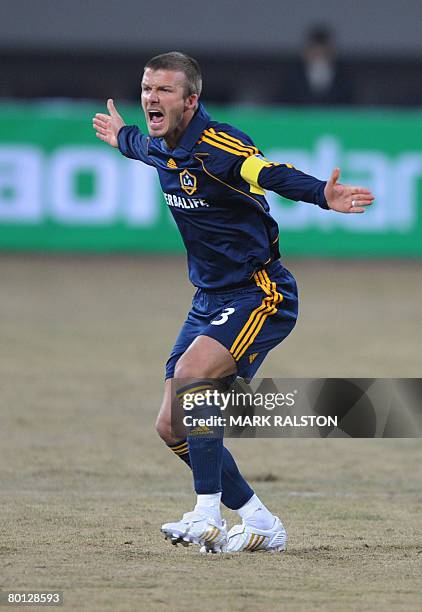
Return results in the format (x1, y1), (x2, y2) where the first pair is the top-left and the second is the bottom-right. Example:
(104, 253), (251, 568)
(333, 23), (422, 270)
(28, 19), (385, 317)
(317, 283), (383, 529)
(229, 269), (283, 362)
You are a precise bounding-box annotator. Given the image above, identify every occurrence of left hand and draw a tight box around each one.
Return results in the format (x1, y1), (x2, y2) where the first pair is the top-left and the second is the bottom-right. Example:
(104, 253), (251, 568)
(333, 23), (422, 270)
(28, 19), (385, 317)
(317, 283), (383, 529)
(324, 168), (375, 213)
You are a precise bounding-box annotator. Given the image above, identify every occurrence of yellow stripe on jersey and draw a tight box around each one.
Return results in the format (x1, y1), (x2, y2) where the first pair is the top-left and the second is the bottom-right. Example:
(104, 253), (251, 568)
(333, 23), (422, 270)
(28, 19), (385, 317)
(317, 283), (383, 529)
(201, 128), (257, 158)
(229, 269), (283, 361)
(200, 134), (250, 157)
(207, 128), (258, 155)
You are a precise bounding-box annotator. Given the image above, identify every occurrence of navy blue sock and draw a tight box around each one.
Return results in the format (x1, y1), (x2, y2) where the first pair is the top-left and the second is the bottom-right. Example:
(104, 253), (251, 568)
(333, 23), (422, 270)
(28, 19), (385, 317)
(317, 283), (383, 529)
(175, 379), (225, 495)
(220, 446), (254, 509)
(187, 435), (223, 494)
(171, 378), (254, 505)
(168, 440), (254, 509)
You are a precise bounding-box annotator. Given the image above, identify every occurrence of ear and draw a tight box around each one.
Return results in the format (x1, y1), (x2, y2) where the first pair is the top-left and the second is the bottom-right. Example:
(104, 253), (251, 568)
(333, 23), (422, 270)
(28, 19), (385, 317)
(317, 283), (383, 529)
(184, 94), (199, 111)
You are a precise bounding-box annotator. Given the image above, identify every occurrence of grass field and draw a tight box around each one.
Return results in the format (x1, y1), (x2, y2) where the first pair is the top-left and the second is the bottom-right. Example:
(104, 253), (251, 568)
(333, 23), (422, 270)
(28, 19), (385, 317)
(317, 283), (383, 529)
(1, 256), (421, 611)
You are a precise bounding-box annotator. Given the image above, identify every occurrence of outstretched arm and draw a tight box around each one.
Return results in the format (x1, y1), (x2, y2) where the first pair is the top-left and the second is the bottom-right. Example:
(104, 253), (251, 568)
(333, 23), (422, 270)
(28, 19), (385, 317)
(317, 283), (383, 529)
(240, 155), (375, 213)
(92, 99), (126, 148)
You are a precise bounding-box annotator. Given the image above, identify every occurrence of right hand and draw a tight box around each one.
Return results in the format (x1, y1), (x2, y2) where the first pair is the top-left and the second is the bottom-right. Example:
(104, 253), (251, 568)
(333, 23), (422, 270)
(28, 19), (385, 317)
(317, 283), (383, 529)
(324, 167), (374, 213)
(92, 99), (126, 148)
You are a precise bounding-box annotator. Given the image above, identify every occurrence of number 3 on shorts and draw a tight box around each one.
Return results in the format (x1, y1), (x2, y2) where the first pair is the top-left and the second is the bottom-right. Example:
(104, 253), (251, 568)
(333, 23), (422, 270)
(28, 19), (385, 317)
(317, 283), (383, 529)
(211, 307), (235, 326)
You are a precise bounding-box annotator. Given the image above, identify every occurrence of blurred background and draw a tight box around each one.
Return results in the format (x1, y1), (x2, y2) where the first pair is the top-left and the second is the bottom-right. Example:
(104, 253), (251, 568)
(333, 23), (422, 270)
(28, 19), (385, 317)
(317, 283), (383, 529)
(1, 0), (422, 106)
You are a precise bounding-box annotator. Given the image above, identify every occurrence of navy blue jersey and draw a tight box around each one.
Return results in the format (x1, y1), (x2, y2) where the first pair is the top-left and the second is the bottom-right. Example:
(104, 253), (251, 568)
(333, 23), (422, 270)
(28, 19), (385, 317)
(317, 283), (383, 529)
(118, 103), (328, 290)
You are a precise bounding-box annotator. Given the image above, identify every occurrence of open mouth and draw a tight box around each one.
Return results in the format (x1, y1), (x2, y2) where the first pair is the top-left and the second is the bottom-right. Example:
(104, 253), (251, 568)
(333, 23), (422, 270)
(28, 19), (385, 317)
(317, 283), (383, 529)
(148, 110), (165, 127)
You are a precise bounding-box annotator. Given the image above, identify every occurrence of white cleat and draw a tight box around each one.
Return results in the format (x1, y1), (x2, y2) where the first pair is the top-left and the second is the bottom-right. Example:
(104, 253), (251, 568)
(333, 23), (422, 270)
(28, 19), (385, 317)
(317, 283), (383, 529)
(161, 511), (228, 553)
(225, 516), (287, 553)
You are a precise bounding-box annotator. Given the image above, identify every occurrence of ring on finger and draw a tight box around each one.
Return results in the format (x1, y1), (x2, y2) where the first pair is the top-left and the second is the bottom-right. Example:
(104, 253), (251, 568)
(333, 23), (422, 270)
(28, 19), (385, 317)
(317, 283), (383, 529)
(351, 200), (356, 208)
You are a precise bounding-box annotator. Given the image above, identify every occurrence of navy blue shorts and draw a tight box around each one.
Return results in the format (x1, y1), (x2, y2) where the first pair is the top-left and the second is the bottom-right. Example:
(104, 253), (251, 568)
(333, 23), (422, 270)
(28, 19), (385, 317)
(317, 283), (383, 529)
(165, 261), (298, 380)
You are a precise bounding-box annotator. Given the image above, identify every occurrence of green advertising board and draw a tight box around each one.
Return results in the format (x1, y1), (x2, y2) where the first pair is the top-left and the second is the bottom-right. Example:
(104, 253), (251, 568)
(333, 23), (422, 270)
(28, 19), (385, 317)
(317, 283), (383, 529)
(1, 102), (421, 255)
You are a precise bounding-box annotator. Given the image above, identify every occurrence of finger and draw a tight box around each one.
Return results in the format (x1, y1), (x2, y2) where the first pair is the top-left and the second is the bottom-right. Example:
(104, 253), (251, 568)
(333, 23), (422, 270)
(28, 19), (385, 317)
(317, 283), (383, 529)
(347, 187), (374, 195)
(93, 118), (109, 130)
(354, 200), (374, 207)
(328, 167), (341, 186)
(92, 122), (108, 135)
(95, 132), (109, 142)
(95, 113), (111, 121)
(351, 194), (375, 204)
(349, 207), (365, 214)
(95, 128), (109, 138)
(107, 98), (117, 115)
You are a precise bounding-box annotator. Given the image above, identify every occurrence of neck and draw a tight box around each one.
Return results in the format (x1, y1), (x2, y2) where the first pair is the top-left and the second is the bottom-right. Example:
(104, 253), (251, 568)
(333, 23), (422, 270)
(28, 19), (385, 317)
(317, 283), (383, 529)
(164, 106), (197, 149)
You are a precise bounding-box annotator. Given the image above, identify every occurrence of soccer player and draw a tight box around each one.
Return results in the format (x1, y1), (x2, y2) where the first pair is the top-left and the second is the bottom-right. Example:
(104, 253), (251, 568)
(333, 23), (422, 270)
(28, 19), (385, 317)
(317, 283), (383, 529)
(92, 52), (374, 553)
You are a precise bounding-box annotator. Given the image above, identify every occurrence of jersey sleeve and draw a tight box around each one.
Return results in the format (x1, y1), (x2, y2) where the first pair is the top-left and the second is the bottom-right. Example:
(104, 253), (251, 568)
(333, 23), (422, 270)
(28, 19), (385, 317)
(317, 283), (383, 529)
(117, 125), (155, 166)
(197, 124), (260, 180)
(239, 154), (329, 209)
(198, 125), (329, 209)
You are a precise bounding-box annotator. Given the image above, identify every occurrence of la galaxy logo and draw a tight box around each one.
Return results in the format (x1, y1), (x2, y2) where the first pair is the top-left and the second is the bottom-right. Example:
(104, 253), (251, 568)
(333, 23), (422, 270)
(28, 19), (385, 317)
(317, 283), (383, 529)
(179, 169), (197, 196)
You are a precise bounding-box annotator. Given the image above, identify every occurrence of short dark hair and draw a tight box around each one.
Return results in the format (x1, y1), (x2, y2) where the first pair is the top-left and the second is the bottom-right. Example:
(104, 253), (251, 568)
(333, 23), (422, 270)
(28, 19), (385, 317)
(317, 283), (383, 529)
(144, 51), (202, 97)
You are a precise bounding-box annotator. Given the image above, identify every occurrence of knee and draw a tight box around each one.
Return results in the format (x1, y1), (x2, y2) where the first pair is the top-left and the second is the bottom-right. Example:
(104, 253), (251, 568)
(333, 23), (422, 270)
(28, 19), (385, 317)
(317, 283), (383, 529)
(174, 357), (204, 380)
(155, 413), (175, 445)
